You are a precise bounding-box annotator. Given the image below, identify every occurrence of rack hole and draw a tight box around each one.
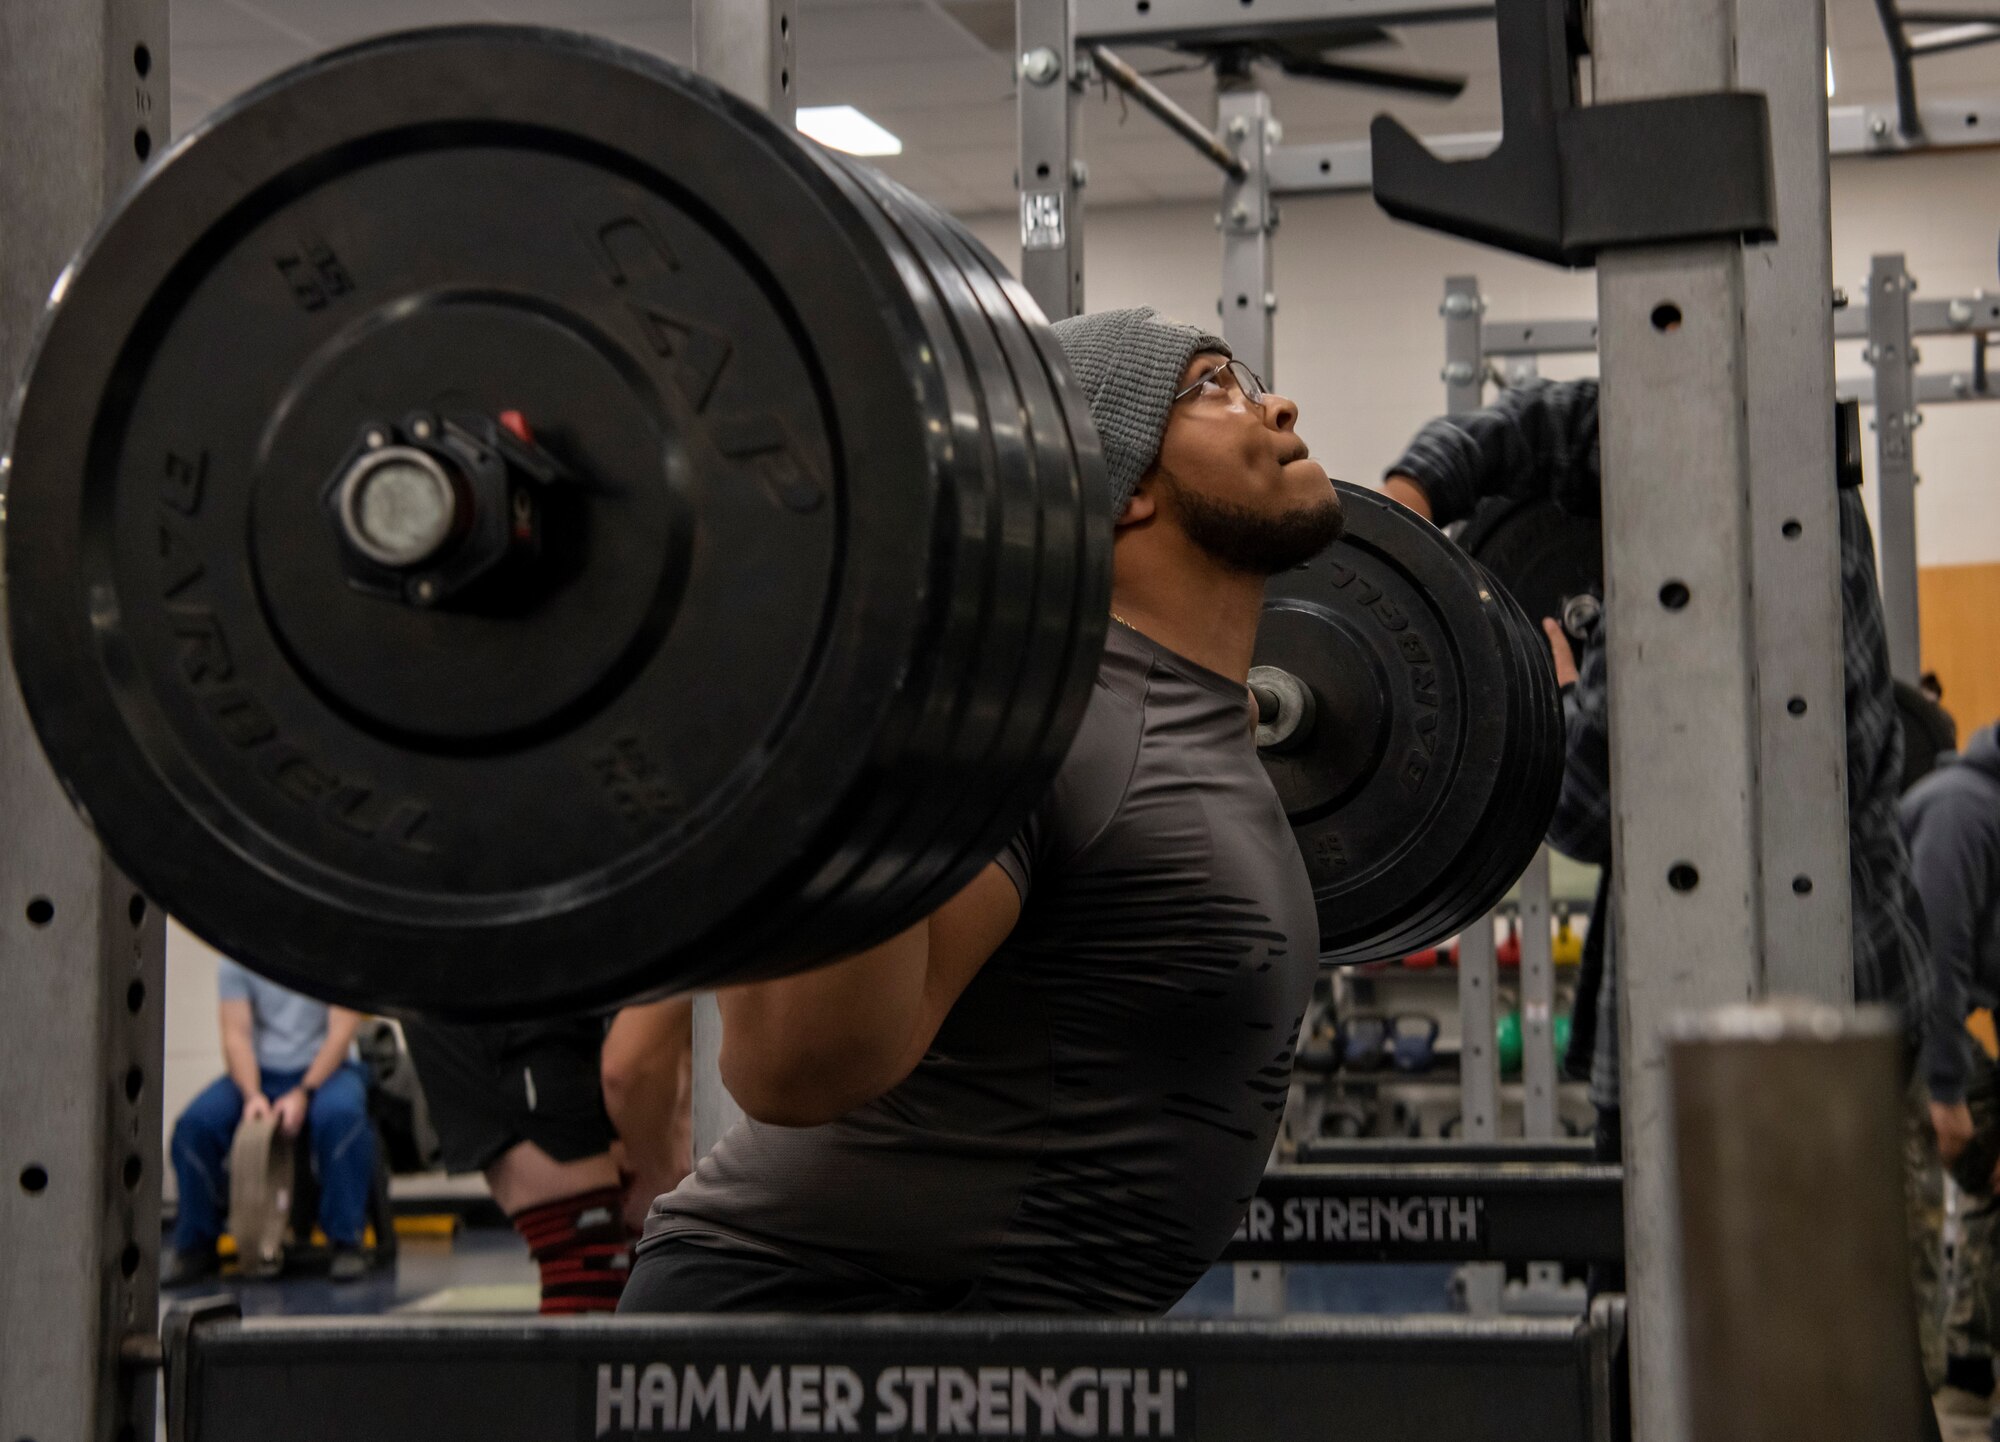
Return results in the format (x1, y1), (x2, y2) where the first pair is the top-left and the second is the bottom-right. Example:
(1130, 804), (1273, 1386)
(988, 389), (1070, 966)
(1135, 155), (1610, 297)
(20, 1165), (48, 1194)
(127, 979), (146, 1014)
(1236, 294), (1249, 308)
(1782, 518), (1802, 539)
(1787, 697), (1807, 716)
(128, 895), (147, 927)
(124, 1067), (143, 1103)
(133, 43), (152, 76)
(1668, 863), (1700, 892)
(1651, 302), (1683, 331)
(133, 128), (151, 161)
(1793, 875), (1814, 895)
(122, 1154), (141, 1189)
(1035, 162), (1050, 179)
(25, 897), (54, 927)
(1659, 580), (1690, 611)
(120, 1243), (141, 1278)
(779, 68), (790, 93)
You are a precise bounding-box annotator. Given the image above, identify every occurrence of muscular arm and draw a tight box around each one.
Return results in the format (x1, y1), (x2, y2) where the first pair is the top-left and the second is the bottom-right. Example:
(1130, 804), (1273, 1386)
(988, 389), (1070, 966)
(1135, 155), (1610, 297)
(299, 1007), (363, 1093)
(219, 998), (263, 1098)
(1383, 379), (1603, 527)
(601, 996), (694, 1194)
(718, 864), (1023, 1127)
(1547, 619), (1613, 866)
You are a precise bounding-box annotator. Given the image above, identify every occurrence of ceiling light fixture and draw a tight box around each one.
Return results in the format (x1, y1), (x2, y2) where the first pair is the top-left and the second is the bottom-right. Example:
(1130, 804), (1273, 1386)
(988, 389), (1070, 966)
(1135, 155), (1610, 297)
(796, 105), (904, 157)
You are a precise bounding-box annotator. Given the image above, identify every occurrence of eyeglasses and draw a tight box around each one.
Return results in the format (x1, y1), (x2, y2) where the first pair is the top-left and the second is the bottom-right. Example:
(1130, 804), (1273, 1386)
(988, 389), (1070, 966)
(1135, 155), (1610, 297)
(1171, 358), (1268, 408)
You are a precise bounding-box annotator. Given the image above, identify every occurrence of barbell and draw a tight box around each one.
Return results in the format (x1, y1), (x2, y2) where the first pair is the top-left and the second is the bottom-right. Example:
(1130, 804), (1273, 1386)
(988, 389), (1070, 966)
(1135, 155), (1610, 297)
(3, 27), (1561, 1017)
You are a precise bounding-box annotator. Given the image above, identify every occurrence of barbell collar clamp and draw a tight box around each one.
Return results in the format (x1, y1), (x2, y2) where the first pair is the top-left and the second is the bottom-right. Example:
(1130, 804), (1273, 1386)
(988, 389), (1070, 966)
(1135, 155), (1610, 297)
(1248, 664), (1316, 752)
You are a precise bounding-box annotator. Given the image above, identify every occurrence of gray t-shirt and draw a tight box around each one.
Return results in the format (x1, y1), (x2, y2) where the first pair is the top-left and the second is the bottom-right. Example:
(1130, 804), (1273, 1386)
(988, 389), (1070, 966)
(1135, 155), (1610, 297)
(216, 958), (330, 1074)
(646, 622), (1319, 1313)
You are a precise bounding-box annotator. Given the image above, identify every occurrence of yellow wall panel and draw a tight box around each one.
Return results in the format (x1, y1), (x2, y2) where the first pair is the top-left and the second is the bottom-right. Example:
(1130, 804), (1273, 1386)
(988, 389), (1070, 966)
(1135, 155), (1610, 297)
(1920, 563), (2000, 740)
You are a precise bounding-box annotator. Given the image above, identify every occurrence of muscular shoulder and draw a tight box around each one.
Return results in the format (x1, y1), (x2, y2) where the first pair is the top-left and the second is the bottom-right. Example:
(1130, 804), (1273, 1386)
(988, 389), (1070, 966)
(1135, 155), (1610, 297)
(991, 660), (1149, 906)
(1043, 670), (1149, 862)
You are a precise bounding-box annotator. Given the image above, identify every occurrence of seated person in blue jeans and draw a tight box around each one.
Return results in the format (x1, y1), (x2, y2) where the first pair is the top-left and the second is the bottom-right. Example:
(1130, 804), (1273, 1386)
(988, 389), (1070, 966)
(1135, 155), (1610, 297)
(165, 959), (375, 1285)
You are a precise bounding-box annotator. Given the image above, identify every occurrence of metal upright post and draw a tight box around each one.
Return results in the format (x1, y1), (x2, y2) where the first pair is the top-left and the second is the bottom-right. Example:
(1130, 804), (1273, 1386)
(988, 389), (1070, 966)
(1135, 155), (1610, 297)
(691, 0), (797, 124)
(1588, 0), (1820, 1431)
(1738, 0), (1853, 999)
(1017, 0), (1084, 321)
(1224, 91), (1276, 1307)
(1225, 147), (1279, 1303)
(1519, 850), (1557, 1141)
(685, 0), (796, 1161)
(1455, 915), (1504, 1314)
(1514, 849), (1571, 1313)
(1441, 276), (1485, 410)
(1442, 269), (1500, 1313)
(0, 7), (170, 1440)
(1867, 253), (1923, 684)
(1217, 79), (1275, 382)
(1670, 1003), (1926, 1440)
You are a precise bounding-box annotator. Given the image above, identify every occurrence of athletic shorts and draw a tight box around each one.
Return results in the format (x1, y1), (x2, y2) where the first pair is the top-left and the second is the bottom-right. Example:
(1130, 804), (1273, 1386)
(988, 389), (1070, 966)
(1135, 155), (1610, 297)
(620, 1237), (956, 1315)
(401, 1019), (615, 1174)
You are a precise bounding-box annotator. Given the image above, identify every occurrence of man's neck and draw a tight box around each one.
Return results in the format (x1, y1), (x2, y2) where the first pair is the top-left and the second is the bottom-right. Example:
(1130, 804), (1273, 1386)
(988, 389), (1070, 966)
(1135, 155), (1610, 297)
(1110, 568), (1267, 683)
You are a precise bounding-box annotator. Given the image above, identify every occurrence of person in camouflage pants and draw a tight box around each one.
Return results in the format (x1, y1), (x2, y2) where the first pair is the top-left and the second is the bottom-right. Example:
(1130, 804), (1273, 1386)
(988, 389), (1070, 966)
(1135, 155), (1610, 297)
(1941, 1048), (2000, 1415)
(1912, 1074), (1949, 1393)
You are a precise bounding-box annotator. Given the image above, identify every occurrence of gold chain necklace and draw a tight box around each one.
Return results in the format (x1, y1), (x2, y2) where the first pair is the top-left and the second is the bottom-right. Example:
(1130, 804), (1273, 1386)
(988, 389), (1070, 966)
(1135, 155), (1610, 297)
(1110, 611), (1132, 628)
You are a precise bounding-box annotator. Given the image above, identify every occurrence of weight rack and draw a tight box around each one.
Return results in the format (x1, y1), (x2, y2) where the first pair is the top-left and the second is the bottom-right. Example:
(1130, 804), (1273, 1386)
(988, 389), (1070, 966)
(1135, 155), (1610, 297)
(1443, 257), (2000, 684)
(0, 2), (1936, 1439)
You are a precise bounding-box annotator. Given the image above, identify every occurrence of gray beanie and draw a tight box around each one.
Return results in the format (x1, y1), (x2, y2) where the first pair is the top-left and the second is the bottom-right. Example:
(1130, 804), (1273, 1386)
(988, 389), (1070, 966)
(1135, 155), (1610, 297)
(1051, 307), (1230, 515)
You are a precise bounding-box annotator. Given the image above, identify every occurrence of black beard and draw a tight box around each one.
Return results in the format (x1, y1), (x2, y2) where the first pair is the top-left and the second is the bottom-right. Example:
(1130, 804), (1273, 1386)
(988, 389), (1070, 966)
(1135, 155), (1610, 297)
(1166, 478), (1346, 576)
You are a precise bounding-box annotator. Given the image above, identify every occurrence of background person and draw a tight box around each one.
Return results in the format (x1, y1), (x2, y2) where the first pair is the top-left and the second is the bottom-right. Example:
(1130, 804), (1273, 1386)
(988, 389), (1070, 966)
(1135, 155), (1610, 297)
(1904, 726), (2000, 1425)
(1382, 376), (1941, 1378)
(402, 997), (693, 1314)
(166, 960), (374, 1285)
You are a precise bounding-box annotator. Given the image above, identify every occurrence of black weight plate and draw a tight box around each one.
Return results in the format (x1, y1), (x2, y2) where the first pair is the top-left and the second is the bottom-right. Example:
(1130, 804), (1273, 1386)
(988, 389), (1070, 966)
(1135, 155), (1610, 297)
(1257, 483), (1526, 962)
(1418, 570), (1562, 948)
(6, 27), (1108, 1018)
(757, 156), (1014, 935)
(821, 164), (1054, 920)
(860, 169), (1106, 917)
(1459, 496), (1601, 659)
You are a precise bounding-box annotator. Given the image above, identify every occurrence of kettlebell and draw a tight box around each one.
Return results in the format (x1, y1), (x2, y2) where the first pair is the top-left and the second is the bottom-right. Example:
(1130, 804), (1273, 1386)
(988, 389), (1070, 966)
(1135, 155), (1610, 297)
(1338, 1014), (1390, 1073)
(1321, 1101), (1373, 1140)
(1553, 911), (1583, 967)
(1390, 1013), (1441, 1073)
(1496, 1010), (1524, 1076)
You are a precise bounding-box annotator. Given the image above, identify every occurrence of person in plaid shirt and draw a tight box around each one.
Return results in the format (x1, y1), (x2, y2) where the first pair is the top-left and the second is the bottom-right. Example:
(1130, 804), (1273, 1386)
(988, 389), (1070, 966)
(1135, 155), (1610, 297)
(1381, 377), (1943, 1381)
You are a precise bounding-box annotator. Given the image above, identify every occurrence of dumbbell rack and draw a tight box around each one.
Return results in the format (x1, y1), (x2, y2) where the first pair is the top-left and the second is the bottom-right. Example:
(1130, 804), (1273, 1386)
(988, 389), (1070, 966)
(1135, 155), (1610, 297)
(1271, 846), (1597, 1319)
(1311, 928), (1595, 1142)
